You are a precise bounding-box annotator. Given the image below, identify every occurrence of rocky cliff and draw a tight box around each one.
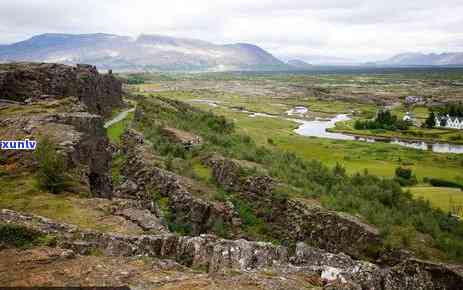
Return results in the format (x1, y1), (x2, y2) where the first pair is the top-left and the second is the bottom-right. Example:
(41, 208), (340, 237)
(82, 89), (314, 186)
(2, 208), (462, 290)
(0, 62), (122, 197)
(117, 129), (242, 236)
(0, 98), (114, 197)
(0, 62), (122, 116)
(206, 153), (384, 261)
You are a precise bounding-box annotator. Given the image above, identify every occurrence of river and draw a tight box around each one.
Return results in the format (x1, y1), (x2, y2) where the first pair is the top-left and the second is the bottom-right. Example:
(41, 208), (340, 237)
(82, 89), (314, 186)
(290, 114), (463, 154)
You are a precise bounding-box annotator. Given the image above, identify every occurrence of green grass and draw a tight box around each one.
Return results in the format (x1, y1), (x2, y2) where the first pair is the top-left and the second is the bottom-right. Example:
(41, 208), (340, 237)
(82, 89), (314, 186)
(107, 112), (134, 144)
(0, 224), (56, 248)
(332, 119), (463, 145)
(210, 107), (463, 183)
(191, 158), (212, 182)
(0, 173), (113, 232)
(144, 91), (463, 184)
(112, 153), (126, 186)
(134, 94), (463, 263)
(409, 186), (463, 216)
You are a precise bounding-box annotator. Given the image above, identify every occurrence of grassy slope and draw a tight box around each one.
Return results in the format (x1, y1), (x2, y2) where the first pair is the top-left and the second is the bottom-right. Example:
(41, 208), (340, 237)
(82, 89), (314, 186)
(135, 95), (463, 263)
(178, 101), (463, 184)
(157, 92), (463, 216)
(409, 187), (463, 216)
(0, 173), (114, 232)
(107, 112), (134, 144)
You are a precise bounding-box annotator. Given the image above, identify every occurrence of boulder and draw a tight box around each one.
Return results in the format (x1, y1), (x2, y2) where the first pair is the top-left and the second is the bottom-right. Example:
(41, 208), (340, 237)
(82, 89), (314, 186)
(205, 154), (274, 194)
(160, 126), (202, 149)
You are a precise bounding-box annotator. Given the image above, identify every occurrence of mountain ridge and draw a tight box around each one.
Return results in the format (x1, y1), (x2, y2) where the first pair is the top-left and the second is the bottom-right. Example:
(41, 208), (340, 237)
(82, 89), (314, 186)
(0, 33), (289, 72)
(379, 52), (463, 66)
(2, 33), (463, 70)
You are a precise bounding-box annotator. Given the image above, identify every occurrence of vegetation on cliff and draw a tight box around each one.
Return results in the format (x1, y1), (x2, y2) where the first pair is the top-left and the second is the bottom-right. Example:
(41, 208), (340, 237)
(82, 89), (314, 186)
(34, 137), (68, 194)
(134, 95), (463, 262)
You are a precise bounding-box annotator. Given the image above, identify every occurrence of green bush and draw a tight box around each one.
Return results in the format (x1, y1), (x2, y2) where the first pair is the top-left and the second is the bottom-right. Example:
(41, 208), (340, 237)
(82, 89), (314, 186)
(0, 224), (54, 248)
(394, 167), (417, 186)
(34, 137), (68, 194)
(354, 110), (410, 131)
(136, 96), (463, 262)
(428, 178), (463, 189)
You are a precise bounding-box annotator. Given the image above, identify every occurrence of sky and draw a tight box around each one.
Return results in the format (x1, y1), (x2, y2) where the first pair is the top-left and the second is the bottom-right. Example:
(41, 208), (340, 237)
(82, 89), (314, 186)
(0, 0), (462, 62)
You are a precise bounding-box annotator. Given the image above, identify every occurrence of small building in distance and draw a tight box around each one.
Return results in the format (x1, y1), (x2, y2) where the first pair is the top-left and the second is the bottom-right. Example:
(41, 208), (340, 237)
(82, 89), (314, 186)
(435, 114), (463, 130)
(403, 112), (415, 123)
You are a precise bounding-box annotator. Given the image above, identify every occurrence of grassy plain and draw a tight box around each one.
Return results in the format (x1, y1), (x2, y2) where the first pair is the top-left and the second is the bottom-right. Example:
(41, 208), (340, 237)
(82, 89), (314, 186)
(127, 69), (463, 214)
(0, 172), (115, 232)
(150, 91), (463, 184)
(409, 187), (463, 216)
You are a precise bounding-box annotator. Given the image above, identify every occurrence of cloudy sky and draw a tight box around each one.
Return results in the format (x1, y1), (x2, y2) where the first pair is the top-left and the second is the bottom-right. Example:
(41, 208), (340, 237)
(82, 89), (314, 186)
(0, 0), (462, 61)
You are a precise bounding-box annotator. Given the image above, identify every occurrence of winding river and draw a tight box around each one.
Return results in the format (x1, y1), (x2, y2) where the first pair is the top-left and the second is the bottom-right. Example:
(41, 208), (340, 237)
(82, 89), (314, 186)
(291, 114), (463, 154)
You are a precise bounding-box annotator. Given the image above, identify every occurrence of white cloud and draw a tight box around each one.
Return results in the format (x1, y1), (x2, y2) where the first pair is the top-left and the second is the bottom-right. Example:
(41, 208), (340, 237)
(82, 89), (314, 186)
(0, 0), (462, 61)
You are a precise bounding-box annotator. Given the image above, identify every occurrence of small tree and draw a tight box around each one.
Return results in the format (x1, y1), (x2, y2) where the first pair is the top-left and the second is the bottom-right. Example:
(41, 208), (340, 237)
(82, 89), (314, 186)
(424, 111), (436, 128)
(34, 137), (67, 194)
(394, 166), (417, 186)
(395, 167), (412, 180)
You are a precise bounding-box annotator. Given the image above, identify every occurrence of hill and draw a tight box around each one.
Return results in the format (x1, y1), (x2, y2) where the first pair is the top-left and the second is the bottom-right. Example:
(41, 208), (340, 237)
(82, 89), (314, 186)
(0, 33), (288, 72)
(380, 52), (463, 66)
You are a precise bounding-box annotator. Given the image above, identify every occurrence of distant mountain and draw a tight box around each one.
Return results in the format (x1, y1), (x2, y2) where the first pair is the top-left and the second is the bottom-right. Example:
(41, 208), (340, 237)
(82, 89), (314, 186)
(286, 59), (313, 70)
(379, 52), (463, 66)
(0, 33), (289, 71)
(279, 54), (360, 66)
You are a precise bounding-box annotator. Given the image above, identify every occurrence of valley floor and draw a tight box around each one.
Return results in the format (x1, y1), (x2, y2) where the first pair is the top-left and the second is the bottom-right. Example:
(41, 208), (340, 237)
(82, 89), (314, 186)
(136, 89), (463, 216)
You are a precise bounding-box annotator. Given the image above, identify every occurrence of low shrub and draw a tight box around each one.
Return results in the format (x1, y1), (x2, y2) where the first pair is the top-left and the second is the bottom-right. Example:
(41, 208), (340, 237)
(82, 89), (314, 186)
(34, 137), (68, 194)
(0, 224), (55, 248)
(428, 178), (463, 189)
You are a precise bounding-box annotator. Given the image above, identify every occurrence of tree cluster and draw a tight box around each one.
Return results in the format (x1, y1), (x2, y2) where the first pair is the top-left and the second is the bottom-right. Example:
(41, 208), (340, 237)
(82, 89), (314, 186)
(354, 110), (410, 131)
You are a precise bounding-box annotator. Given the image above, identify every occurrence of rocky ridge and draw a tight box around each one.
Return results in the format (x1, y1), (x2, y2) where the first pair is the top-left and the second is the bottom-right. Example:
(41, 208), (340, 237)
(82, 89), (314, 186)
(0, 62), (123, 197)
(2, 208), (463, 289)
(0, 62), (123, 116)
(117, 129), (242, 236)
(205, 152), (384, 260)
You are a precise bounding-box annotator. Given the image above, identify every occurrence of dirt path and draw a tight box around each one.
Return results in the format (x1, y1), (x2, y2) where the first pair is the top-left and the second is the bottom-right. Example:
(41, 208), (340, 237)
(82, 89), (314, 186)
(104, 108), (135, 128)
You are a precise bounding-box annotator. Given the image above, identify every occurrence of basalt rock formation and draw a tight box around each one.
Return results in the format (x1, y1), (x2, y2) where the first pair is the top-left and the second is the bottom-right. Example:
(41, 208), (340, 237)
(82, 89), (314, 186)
(0, 62), (123, 116)
(205, 153), (384, 261)
(0, 98), (113, 197)
(118, 129), (242, 236)
(0, 62), (122, 197)
(2, 208), (463, 290)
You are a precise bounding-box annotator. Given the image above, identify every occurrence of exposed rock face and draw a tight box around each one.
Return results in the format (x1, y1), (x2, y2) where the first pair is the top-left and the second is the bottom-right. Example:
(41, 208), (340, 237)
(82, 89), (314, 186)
(205, 154), (274, 194)
(160, 126), (202, 148)
(116, 208), (167, 233)
(2, 209), (463, 290)
(0, 62), (122, 116)
(119, 130), (241, 236)
(286, 199), (383, 260)
(56, 112), (113, 196)
(205, 154), (383, 260)
(0, 246), (324, 290)
(382, 259), (463, 290)
(0, 98), (113, 197)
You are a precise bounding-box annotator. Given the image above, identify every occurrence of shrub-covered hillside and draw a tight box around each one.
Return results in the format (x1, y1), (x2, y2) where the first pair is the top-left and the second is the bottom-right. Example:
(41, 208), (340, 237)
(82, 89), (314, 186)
(133, 95), (463, 263)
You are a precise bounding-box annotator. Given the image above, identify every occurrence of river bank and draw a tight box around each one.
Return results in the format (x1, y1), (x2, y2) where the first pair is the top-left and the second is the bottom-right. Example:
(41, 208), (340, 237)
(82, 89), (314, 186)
(290, 113), (463, 154)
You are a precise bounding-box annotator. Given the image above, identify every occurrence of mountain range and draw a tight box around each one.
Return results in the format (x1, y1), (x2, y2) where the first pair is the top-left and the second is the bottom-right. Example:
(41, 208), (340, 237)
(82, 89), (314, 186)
(378, 52), (463, 66)
(0, 33), (462, 71)
(0, 33), (288, 71)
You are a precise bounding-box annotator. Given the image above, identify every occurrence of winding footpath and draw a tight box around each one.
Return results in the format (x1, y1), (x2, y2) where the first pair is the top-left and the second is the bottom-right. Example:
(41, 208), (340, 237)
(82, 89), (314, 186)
(104, 107), (135, 128)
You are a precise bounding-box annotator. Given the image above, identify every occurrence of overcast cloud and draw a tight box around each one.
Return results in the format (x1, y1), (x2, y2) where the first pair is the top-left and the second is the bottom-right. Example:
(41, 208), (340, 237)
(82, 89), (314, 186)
(0, 0), (462, 61)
